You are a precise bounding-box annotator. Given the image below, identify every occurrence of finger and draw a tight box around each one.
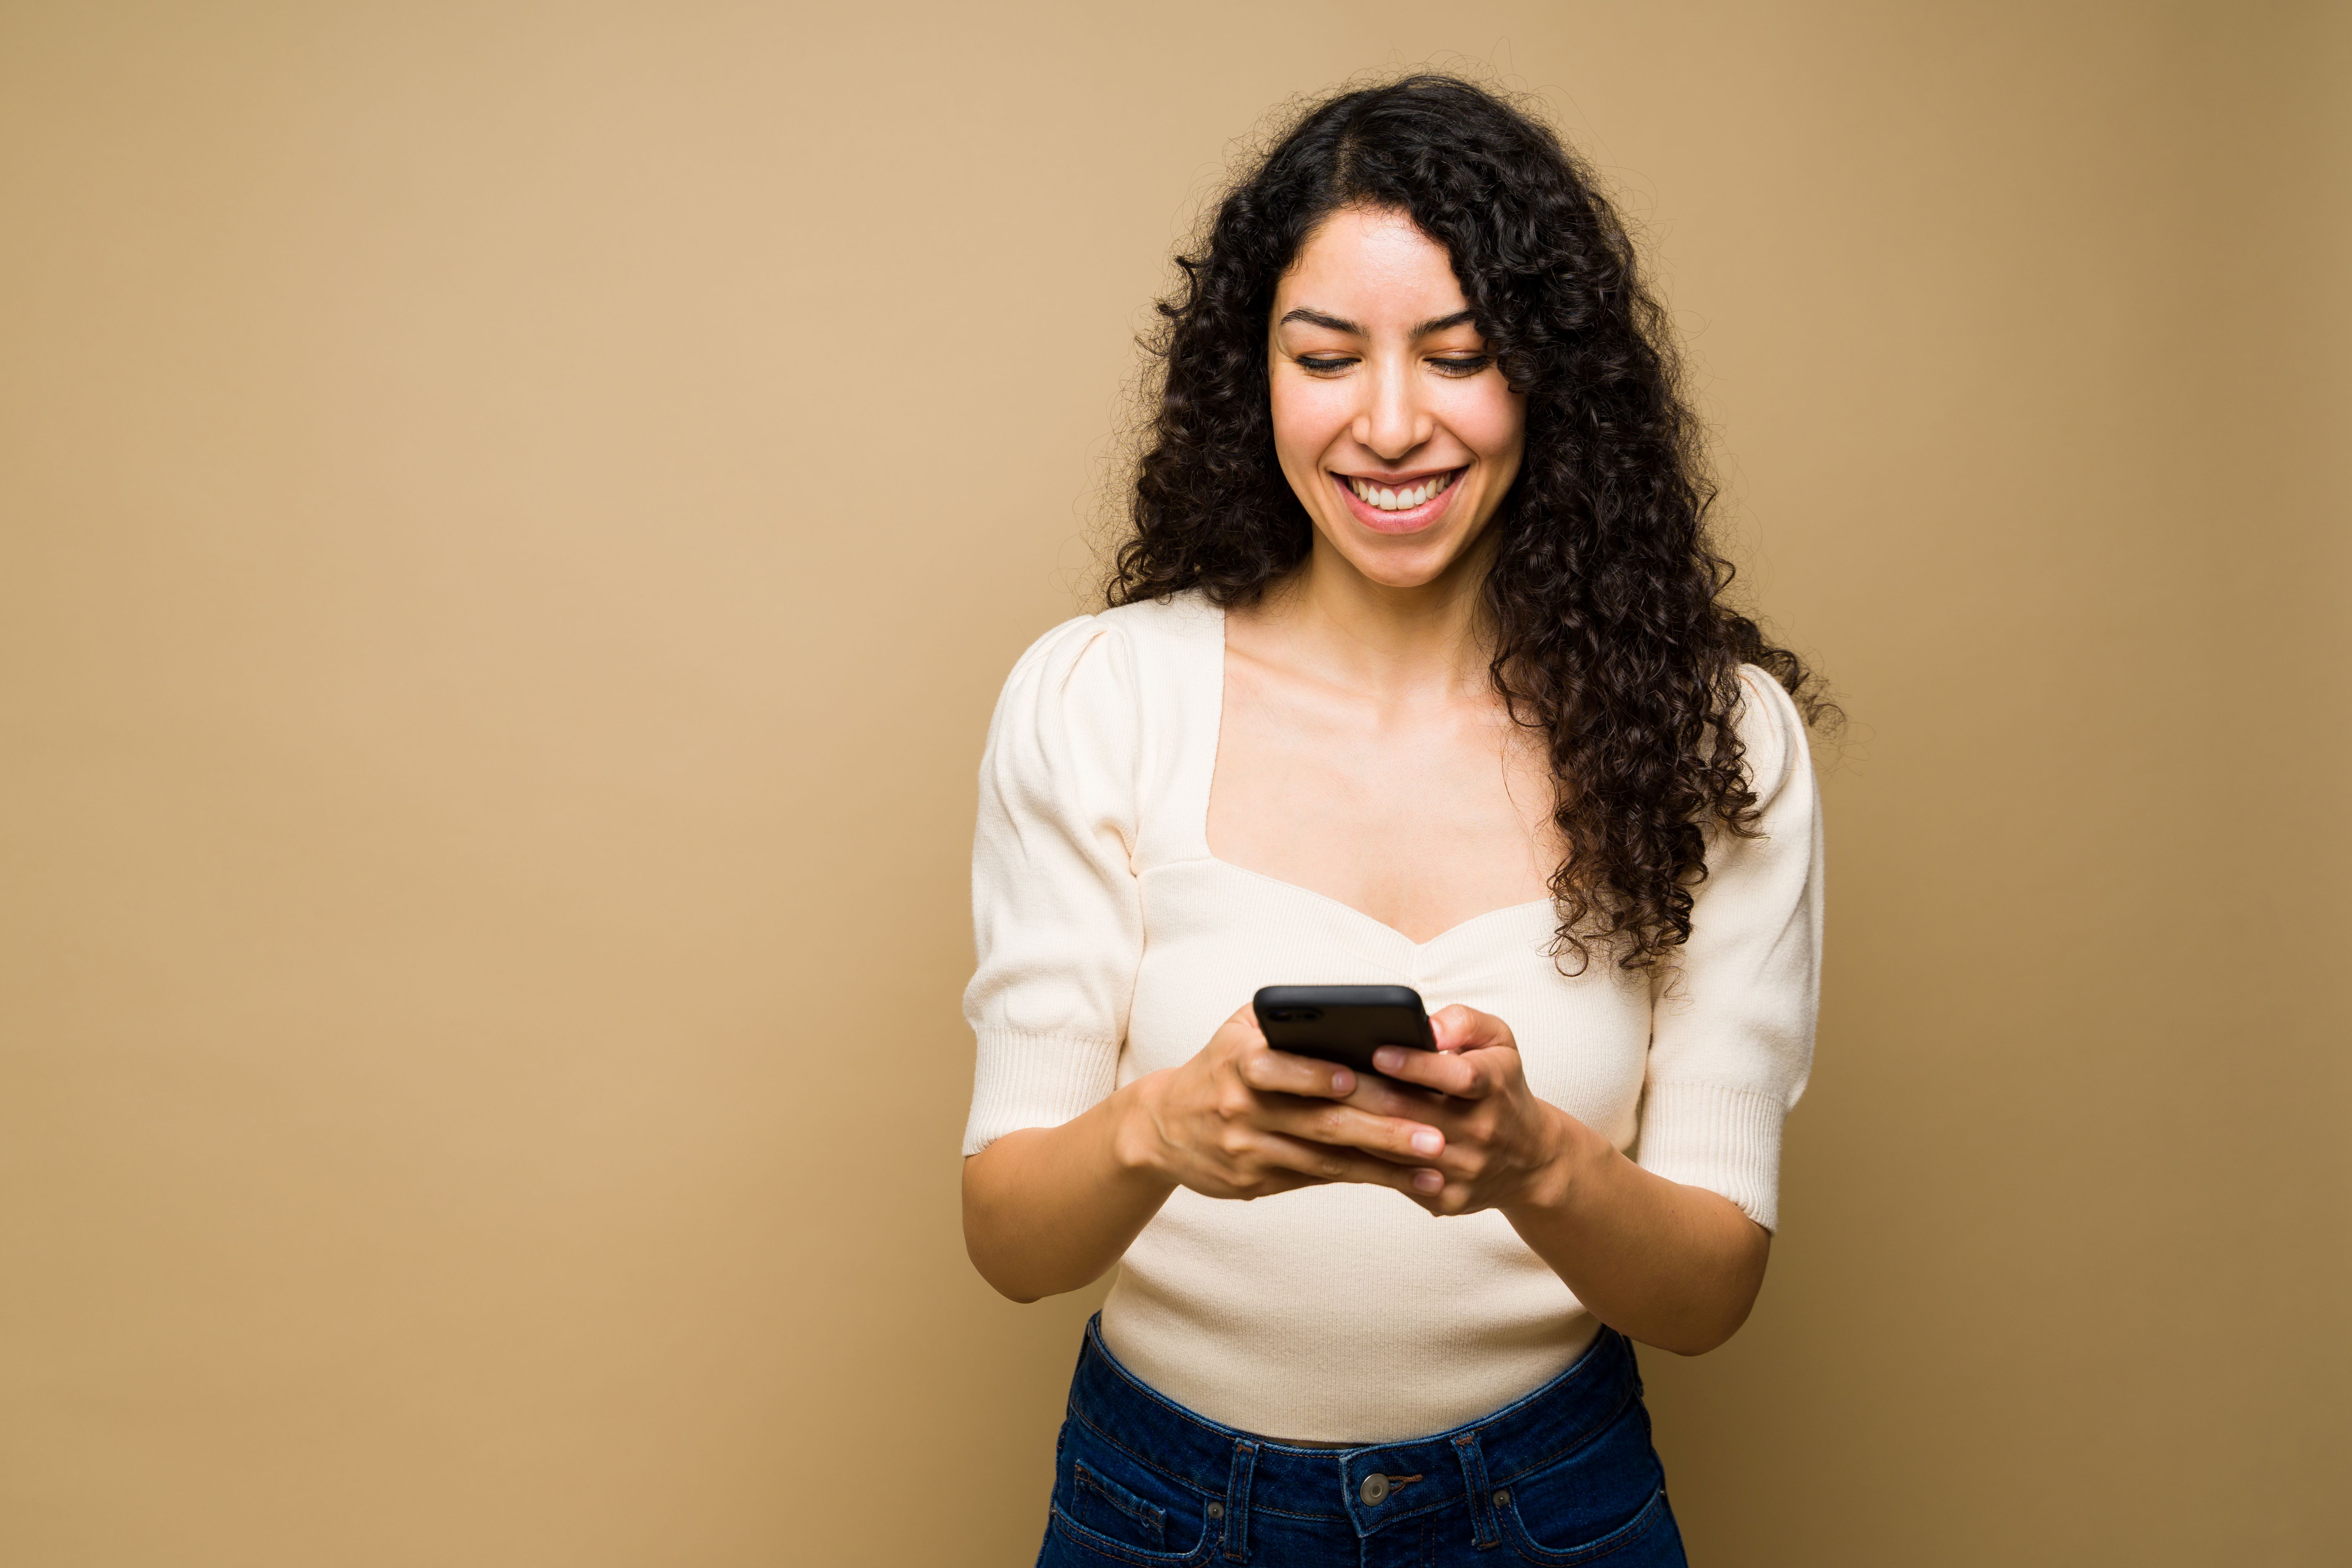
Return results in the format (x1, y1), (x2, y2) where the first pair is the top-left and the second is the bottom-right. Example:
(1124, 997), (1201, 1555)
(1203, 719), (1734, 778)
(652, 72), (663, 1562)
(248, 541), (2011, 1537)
(1215, 1003), (1268, 1050)
(1423, 1178), (1475, 1215)
(1371, 1043), (1489, 1098)
(1242, 1168), (1326, 1198)
(1259, 1100), (1445, 1163)
(1255, 1131), (1442, 1194)
(1390, 1168), (1475, 1212)
(1240, 1044), (1357, 1100)
(1335, 1072), (1450, 1119)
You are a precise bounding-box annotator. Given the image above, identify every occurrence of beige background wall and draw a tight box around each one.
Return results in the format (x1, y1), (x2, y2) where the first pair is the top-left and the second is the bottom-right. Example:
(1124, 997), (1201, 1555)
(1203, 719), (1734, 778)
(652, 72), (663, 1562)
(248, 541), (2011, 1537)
(3, 2), (2345, 1563)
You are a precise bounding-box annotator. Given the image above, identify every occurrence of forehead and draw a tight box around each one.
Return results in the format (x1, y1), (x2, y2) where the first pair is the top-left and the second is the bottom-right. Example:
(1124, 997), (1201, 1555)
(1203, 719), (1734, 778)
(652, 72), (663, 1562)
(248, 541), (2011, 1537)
(1276, 207), (1466, 322)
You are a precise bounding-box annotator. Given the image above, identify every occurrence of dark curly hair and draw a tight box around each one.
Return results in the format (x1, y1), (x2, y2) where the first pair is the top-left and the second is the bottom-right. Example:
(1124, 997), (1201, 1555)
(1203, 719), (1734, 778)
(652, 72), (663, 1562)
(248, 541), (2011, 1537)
(1109, 73), (1834, 971)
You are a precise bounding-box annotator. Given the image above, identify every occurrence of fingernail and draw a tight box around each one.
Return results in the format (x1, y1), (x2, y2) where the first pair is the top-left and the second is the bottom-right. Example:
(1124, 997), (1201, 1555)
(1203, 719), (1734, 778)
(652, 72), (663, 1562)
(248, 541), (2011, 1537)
(1330, 1069), (1355, 1094)
(1414, 1169), (1443, 1192)
(1410, 1130), (1442, 1156)
(1373, 1048), (1401, 1071)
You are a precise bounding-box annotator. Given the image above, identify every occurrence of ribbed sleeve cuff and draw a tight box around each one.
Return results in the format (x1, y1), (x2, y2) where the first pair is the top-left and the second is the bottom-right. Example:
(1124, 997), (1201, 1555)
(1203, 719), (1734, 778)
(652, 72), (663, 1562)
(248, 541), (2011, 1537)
(1634, 1081), (1789, 1233)
(960, 1027), (1122, 1156)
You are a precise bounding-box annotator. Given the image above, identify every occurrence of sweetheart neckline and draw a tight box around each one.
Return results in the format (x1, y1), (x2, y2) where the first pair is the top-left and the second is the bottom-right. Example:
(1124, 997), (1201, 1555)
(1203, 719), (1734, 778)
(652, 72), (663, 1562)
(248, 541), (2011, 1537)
(1194, 855), (1555, 951)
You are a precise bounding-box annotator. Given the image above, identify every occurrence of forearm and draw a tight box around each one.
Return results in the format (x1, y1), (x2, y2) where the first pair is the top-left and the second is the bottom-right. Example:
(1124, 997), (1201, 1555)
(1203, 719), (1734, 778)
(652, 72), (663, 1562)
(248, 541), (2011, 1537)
(961, 1080), (1174, 1302)
(1505, 1116), (1770, 1356)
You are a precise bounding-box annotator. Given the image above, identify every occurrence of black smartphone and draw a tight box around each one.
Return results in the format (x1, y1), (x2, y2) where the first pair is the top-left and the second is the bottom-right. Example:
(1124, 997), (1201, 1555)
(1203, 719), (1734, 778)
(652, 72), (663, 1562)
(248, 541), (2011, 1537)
(1251, 985), (1436, 1075)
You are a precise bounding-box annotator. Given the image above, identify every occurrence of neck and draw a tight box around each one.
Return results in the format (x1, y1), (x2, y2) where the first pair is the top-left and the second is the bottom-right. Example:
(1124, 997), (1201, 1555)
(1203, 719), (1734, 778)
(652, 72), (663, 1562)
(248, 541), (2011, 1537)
(1262, 531), (1498, 699)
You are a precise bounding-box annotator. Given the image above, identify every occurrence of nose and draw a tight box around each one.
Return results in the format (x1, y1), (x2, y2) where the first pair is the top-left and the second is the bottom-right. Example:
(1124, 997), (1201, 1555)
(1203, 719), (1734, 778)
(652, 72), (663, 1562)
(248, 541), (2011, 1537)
(1352, 353), (1433, 461)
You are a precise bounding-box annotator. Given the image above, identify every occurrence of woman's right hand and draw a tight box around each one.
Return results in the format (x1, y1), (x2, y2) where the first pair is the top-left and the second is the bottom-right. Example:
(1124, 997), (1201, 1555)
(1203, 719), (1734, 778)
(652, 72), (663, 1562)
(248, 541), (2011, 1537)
(1113, 1004), (1448, 1202)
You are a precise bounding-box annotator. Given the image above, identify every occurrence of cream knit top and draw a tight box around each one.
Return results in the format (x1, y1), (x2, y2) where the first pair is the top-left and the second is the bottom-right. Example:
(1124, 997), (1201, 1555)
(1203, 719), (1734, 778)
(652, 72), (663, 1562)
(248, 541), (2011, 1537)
(962, 592), (1822, 1443)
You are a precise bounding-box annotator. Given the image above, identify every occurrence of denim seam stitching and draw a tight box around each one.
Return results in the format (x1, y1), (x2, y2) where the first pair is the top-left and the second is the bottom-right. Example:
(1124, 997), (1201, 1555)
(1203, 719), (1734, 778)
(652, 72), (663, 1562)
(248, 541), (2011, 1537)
(1454, 1432), (1501, 1549)
(1349, 1487), (1459, 1530)
(1487, 1378), (1642, 1491)
(1070, 1408), (1223, 1498)
(1246, 1502), (1351, 1522)
(1497, 1484), (1669, 1567)
(1221, 1441), (1256, 1562)
(1048, 1503), (1220, 1567)
(1074, 1460), (1168, 1546)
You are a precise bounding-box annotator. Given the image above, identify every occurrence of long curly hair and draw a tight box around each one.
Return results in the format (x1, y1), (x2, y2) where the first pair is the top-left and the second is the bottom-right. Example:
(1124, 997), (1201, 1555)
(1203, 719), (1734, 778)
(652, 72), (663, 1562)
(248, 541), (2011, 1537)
(1108, 73), (1835, 972)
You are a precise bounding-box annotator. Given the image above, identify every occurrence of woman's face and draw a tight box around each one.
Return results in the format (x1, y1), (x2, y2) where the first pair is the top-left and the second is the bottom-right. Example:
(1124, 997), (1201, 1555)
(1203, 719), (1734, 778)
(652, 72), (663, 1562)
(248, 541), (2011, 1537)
(1267, 206), (1525, 591)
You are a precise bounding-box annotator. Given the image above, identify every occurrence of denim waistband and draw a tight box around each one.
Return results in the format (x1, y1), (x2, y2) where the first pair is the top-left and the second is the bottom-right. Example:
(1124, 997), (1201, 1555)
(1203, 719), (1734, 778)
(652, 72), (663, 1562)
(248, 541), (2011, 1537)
(1065, 1315), (1644, 1547)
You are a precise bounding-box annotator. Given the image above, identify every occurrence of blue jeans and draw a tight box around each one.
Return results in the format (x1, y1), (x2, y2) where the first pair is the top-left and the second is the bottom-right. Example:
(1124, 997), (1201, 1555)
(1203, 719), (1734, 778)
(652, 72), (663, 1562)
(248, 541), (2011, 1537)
(1038, 1316), (1687, 1567)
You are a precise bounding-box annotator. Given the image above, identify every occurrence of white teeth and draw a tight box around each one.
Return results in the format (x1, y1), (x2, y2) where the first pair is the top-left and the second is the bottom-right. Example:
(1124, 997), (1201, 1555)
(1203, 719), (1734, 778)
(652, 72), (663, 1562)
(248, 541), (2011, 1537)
(1349, 472), (1455, 510)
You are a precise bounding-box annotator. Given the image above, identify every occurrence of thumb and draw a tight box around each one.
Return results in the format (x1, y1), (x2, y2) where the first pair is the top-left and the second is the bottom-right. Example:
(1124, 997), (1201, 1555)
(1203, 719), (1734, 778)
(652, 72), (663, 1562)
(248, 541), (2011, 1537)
(1430, 1004), (1508, 1053)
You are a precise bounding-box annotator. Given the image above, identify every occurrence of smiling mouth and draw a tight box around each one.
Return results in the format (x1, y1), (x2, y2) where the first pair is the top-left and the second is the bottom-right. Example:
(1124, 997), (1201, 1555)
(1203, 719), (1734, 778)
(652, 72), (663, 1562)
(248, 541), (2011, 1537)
(1342, 470), (1460, 511)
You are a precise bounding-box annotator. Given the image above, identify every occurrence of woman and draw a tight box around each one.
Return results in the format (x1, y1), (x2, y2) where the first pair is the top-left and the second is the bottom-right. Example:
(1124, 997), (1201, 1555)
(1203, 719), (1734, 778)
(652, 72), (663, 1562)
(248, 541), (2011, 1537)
(962, 75), (1828, 1566)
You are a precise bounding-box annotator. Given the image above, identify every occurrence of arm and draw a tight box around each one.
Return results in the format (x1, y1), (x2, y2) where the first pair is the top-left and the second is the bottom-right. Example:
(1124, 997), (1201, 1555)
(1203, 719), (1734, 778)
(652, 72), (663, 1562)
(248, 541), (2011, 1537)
(963, 1088), (1168, 1304)
(1509, 1120), (1770, 1356)
(963, 1007), (1449, 1302)
(1350, 1010), (1766, 1355)
(1355, 668), (1820, 1353)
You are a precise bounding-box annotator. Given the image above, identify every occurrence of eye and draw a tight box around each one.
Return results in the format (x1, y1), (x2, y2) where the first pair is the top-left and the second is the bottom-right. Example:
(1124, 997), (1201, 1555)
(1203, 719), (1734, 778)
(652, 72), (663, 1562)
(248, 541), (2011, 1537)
(1429, 355), (1493, 376)
(1295, 354), (1356, 374)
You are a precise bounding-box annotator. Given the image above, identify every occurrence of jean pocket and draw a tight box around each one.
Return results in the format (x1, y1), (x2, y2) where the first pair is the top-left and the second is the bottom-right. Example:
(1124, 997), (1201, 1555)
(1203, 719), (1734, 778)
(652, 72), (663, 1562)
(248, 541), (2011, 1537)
(1048, 1422), (1215, 1565)
(1072, 1460), (1168, 1548)
(1495, 1403), (1679, 1565)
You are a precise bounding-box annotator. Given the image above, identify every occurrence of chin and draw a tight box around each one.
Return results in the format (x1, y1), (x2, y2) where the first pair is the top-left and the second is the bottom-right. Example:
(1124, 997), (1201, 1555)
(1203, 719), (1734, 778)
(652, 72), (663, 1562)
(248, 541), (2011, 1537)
(1343, 543), (1465, 590)
(1327, 507), (1488, 577)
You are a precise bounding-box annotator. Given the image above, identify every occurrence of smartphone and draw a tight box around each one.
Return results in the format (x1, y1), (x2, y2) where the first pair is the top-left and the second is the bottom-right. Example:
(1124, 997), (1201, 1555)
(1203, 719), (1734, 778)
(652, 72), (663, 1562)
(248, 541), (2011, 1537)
(1251, 985), (1436, 1075)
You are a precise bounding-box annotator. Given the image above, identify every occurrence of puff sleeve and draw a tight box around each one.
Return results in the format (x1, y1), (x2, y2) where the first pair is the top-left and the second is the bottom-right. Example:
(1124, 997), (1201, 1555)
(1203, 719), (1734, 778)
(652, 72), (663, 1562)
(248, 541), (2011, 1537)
(1634, 665), (1825, 1232)
(959, 616), (1145, 1156)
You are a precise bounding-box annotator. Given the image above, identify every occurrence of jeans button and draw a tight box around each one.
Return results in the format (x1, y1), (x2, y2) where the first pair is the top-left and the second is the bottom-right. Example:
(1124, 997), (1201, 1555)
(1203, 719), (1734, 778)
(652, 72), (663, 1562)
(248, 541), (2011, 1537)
(1360, 1473), (1390, 1506)
(1206, 1502), (1224, 1520)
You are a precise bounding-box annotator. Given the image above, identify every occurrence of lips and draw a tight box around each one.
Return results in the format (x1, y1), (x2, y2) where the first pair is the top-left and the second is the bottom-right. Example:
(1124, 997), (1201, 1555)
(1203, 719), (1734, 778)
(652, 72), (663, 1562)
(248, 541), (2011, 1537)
(1331, 467), (1465, 534)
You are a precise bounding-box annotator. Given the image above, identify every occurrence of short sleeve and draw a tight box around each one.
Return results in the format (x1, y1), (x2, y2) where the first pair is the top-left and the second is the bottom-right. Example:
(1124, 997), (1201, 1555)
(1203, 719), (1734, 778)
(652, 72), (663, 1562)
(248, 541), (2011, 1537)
(959, 616), (1146, 1156)
(1634, 665), (1825, 1232)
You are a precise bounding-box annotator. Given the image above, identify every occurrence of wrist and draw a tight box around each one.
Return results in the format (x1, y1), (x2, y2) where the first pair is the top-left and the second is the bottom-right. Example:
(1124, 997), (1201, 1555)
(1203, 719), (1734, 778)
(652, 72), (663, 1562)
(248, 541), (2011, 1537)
(1107, 1073), (1174, 1184)
(1516, 1104), (1601, 1215)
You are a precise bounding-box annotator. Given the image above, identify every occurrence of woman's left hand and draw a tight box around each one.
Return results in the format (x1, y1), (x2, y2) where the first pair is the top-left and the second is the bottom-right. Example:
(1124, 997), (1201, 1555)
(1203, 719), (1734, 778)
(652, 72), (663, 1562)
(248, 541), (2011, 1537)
(1342, 1004), (1589, 1217)
(1340, 1003), (1769, 1354)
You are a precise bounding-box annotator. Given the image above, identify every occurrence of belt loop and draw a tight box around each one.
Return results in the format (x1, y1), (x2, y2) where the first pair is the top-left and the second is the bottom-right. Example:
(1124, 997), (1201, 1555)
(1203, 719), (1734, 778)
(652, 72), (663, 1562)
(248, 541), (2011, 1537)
(1221, 1440), (1257, 1562)
(1453, 1430), (1499, 1549)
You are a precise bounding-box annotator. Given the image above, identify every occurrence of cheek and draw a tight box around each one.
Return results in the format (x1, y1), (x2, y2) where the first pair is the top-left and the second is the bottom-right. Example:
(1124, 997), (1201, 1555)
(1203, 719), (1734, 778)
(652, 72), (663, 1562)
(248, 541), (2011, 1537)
(1444, 382), (1527, 464)
(1268, 378), (1353, 470)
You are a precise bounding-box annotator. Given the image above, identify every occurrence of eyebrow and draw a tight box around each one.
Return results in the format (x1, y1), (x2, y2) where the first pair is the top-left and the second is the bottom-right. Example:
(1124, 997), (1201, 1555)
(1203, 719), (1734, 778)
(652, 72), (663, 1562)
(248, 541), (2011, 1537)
(1278, 307), (1481, 338)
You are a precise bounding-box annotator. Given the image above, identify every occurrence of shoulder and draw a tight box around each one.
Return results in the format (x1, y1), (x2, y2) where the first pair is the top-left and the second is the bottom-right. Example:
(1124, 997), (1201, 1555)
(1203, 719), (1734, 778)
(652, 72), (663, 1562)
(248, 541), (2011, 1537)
(995, 591), (1218, 718)
(1001, 590), (1215, 683)
(1003, 611), (1120, 690)
(1095, 587), (1222, 659)
(977, 617), (1137, 826)
(1731, 663), (1813, 802)
(986, 616), (1135, 767)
